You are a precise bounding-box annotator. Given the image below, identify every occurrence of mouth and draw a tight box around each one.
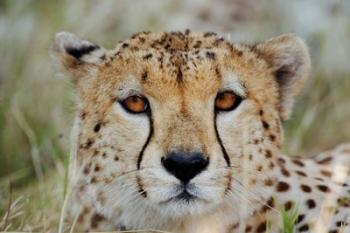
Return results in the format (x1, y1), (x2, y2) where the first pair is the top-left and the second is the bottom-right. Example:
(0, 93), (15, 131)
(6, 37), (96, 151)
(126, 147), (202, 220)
(160, 184), (199, 204)
(175, 189), (196, 202)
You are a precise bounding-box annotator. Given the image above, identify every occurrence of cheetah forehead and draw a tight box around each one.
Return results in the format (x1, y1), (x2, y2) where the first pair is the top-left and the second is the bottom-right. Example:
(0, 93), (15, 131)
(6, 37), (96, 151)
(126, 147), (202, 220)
(98, 31), (259, 98)
(114, 31), (236, 53)
(105, 31), (255, 75)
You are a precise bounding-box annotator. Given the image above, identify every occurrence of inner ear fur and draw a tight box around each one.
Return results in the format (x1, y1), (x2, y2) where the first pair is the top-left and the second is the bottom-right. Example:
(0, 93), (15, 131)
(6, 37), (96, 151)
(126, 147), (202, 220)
(253, 34), (311, 120)
(50, 32), (106, 85)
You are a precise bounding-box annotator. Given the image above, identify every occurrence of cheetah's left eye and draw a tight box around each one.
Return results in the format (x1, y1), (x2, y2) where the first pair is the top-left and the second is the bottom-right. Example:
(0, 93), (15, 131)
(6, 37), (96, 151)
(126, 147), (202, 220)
(215, 91), (242, 112)
(120, 95), (149, 114)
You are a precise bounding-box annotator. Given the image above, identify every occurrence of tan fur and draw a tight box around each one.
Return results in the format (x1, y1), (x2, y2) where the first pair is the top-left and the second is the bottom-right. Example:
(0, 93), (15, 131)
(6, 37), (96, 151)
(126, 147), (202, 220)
(51, 31), (350, 233)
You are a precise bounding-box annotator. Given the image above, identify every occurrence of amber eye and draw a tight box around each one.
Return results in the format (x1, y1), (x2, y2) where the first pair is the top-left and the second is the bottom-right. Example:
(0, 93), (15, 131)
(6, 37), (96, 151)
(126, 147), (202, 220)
(215, 91), (242, 111)
(121, 95), (149, 114)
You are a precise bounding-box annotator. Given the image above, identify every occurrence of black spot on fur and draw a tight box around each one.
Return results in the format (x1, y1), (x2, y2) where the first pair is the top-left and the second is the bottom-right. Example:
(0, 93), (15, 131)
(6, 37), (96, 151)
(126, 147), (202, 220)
(93, 149), (99, 156)
(138, 37), (145, 43)
(83, 163), (91, 175)
(317, 157), (332, 164)
(265, 150), (272, 158)
(90, 177), (97, 183)
(90, 213), (104, 229)
(213, 38), (224, 46)
(276, 181), (290, 192)
(277, 157), (286, 164)
(281, 168), (290, 177)
(260, 197), (274, 213)
(321, 170), (332, 177)
(256, 221), (266, 233)
(336, 221), (348, 227)
(193, 40), (202, 49)
(264, 179), (274, 186)
(215, 67), (221, 79)
(204, 32), (217, 37)
(143, 53), (153, 60)
(176, 67), (183, 83)
(284, 201), (293, 211)
(206, 51), (216, 60)
(94, 165), (100, 172)
(296, 214), (305, 224)
(269, 134), (276, 141)
(141, 71), (148, 81)
(262, 120), (269, 129)
(306, 199), (316, 209)
(136, 176), (147, 198)
(328, 230), (338, 233)
(158, 52), (164, 69)
(81, 112), (87, 120)
(300, 184), (312, 193)
(94, 123), (101, 132)
(84, 138), (94, 149)
(66, 44), (100, 59)
(296, 170), (307, 177)
(317, 184), (331, 192)
(298, 224), (309, 232)
(292, 159), (305, 167)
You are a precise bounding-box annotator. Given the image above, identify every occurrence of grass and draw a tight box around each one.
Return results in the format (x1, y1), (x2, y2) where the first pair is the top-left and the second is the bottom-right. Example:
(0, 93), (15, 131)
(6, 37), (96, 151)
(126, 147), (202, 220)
(0, 0), (350, 232)
(280, 203), (299, 233)
(0, 173), (65, 231)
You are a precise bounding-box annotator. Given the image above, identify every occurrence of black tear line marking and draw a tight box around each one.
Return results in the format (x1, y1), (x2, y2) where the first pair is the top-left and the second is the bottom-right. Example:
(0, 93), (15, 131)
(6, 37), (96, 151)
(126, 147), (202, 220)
(137, 111), (153, 169)
(214, 112), (231, 167)
(65, 44), (100, 59)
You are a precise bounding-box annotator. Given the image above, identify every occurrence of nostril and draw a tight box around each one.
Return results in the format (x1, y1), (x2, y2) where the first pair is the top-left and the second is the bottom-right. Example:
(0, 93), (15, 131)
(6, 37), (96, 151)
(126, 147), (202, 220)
(191, 156), (209, 172)
(161, 151), (209, 184)
(161, 156), (177, 173)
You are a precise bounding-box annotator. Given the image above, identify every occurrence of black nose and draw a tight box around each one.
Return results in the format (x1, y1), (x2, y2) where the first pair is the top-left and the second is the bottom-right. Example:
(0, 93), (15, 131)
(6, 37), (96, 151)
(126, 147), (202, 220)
(161, 151), (209, 184)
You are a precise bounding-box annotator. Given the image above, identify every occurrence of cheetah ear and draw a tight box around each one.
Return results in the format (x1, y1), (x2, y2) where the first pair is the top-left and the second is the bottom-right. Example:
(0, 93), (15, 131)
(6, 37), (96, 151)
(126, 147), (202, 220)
(50, 32), (106, 84)
(254, 34), (311, 120)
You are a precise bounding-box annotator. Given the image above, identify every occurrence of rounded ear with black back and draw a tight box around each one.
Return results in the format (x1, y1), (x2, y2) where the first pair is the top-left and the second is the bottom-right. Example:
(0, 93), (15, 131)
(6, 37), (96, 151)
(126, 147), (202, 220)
(253, 34), (311, 120)
(50, 32), (106, 85)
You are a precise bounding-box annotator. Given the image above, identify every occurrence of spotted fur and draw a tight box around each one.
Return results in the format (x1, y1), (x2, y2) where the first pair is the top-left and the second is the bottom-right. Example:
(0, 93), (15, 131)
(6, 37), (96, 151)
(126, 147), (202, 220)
(51, 31), (350, 233)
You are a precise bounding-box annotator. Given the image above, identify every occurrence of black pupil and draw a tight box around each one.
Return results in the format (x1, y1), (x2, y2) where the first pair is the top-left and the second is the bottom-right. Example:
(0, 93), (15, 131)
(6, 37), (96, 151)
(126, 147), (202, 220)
(131, 96), (140, 102)
(218, 93), (226, 100)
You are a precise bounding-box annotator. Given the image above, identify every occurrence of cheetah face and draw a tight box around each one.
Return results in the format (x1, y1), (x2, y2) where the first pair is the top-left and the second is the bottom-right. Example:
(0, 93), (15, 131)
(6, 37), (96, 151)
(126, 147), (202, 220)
(52, 31), (310, 223)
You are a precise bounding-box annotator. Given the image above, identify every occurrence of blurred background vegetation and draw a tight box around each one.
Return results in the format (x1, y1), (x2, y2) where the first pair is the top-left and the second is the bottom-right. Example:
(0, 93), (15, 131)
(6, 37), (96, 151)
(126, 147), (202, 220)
(0, 0), (349, 231)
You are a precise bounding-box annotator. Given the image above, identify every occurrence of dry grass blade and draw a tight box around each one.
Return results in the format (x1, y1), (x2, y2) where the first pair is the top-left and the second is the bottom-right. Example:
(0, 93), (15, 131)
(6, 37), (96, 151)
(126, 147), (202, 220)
(0, 182), (12, 231)
(0, 184), (25, 232)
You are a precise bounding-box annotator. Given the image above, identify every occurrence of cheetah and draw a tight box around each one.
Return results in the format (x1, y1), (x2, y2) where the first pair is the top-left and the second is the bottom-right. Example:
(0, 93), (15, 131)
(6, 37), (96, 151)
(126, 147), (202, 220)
(51, 30), (350, 233)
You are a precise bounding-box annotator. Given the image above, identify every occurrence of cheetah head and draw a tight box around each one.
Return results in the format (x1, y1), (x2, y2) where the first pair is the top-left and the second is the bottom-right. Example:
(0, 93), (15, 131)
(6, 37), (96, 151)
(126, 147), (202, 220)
(51, 31), (310, 227)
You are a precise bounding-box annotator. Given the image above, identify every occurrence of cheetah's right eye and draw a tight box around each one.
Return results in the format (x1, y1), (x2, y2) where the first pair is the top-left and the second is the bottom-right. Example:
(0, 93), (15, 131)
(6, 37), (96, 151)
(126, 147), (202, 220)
(120, 95), (149, 114)
(215, 91), (242, 112)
